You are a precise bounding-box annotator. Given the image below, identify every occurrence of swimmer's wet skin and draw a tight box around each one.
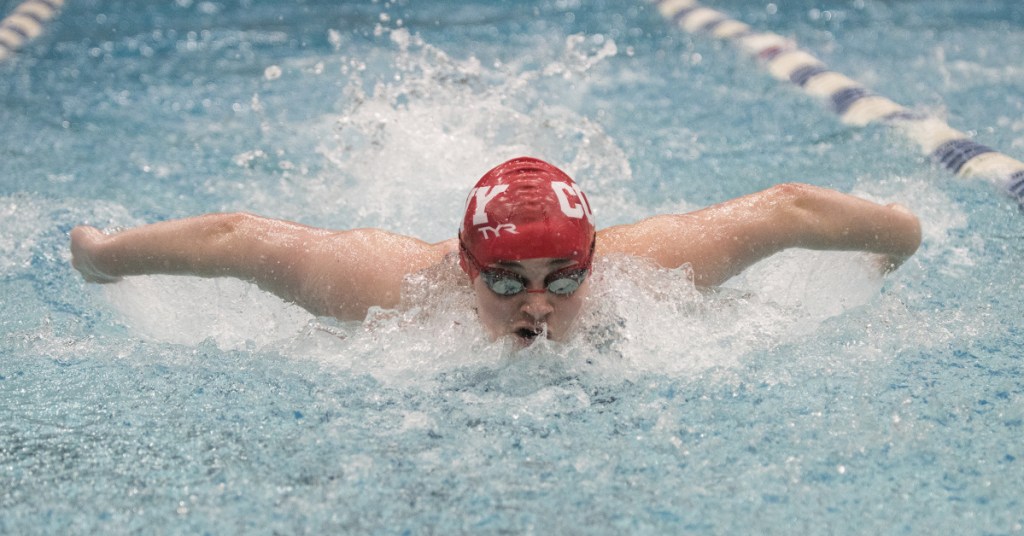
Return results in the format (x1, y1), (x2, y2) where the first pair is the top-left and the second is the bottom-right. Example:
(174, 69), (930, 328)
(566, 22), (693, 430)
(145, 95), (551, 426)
(69, 158), (921, 346)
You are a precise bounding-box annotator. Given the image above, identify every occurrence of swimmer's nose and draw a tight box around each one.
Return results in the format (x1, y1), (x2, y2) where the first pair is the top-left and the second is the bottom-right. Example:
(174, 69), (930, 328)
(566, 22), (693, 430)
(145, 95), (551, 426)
(520, 291), (554, 321)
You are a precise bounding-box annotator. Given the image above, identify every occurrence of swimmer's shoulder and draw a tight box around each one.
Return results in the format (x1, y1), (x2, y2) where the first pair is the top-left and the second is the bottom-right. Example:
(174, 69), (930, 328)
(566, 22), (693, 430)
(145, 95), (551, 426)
(427, 237), (461, 269)
(432, 237), (459, 254)
(595, 224), (653, 259)
(401, 238), (469, 298)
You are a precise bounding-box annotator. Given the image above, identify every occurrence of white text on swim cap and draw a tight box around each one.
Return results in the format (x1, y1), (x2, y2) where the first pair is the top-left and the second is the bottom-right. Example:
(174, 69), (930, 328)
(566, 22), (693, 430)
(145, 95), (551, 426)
(470, 185), (510, 226)
(478, 223), (518, 239)
(552, 181), (593, 221)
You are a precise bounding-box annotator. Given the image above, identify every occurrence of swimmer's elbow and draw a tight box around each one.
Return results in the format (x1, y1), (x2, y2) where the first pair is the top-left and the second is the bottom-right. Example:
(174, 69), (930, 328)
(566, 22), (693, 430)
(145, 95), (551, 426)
(760, 183), (830, 248)
(194, 212), (280, 260)
(769, 183), (924, 258)
(200, 212), (256, 242)
(768, 182), (816, 199)
(770, 182), (828, 216)
(190, 212), (283, 279)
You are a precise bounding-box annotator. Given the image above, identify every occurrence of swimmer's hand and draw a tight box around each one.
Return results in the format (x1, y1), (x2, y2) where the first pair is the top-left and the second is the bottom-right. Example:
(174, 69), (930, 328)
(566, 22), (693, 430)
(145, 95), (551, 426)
(70, 226), (122, 283)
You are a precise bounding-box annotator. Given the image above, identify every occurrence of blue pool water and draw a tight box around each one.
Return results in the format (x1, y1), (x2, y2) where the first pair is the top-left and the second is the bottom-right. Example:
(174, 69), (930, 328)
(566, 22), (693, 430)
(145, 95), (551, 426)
(2, 0), (1024, 533)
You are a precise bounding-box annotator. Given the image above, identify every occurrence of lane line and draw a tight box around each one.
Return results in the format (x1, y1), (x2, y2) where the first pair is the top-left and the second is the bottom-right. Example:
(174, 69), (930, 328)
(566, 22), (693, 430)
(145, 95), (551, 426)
(654, 0), (1024, 205)
(0, 0), (65, 63)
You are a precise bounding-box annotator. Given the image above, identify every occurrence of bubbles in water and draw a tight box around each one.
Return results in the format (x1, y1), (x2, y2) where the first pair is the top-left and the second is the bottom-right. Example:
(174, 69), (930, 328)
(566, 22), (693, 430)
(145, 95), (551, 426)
(0, 194), (136, 278)
(327, 29), (343, 51)
(0, 196), (46, 275)
(263, 65), (283, 81)
(543, 34), (618, 80)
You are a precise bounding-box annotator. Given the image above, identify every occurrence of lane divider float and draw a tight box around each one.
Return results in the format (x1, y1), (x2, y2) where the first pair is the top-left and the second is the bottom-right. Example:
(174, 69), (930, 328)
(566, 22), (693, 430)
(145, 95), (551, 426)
(0, 0), (65, 63)
(654, 0), (1024, 204)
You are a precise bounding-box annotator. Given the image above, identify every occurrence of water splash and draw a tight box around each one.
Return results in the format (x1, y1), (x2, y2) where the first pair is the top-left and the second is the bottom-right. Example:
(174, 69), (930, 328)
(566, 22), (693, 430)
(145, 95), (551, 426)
(237, 25), (642, 239)
(47, 28), (971, 392)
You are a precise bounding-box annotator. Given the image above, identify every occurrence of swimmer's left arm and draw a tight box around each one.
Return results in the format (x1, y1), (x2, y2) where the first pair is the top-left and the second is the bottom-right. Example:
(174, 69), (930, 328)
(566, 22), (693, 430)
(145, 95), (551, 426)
(70, 213), (453, 321)
(597, 183), (922, 287)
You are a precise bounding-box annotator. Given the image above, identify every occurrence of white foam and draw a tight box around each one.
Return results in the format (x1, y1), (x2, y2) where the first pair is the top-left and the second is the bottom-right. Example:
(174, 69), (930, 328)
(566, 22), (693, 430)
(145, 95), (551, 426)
(237, 26), (638, 241)
(103, 275), (313, 350)
(0, 194), (46, 274)
(571, 252), (885, 380)
(1, 194), (135, 276)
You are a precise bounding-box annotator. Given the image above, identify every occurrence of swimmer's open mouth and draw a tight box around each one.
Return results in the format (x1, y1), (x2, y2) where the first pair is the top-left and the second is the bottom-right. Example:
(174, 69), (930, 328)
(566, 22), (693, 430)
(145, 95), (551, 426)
(516, 327), (541, 341)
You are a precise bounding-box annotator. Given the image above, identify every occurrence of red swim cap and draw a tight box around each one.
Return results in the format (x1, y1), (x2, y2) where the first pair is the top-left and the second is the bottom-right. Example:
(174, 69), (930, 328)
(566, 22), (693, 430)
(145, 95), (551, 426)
(459, 157), (596, 278)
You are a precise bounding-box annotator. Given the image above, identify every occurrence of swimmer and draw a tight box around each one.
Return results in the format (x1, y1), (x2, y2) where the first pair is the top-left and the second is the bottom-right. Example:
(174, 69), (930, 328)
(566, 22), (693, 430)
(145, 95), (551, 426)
(70, 157), (922, 346)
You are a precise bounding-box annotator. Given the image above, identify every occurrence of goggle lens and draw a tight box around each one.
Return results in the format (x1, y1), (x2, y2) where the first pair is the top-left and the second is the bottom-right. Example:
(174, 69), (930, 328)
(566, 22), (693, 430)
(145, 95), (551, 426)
(482, 271), (527, 296)
(546, 270), (586, 294)
(481, 267), (588, 296)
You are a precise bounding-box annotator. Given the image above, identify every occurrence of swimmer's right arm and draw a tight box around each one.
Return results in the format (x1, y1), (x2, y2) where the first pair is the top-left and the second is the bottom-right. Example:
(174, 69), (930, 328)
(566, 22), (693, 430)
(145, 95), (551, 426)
(597, 183), (922, 287)
(70, 213), (453, 321)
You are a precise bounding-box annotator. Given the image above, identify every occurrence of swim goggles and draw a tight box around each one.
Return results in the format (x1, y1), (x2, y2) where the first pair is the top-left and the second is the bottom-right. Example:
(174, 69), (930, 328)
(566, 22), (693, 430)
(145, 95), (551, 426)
(460, 241), (590, 297)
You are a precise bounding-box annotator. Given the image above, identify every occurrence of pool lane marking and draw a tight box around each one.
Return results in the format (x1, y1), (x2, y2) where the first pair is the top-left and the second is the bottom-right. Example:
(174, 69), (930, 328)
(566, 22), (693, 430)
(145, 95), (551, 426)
(653, 0), (1024, 204)
(0, 0), (65, 63)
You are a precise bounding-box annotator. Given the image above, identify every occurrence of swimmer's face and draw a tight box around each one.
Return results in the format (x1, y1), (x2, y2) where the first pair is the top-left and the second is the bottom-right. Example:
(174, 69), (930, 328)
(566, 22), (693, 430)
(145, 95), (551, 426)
(471, 257), (590, 346)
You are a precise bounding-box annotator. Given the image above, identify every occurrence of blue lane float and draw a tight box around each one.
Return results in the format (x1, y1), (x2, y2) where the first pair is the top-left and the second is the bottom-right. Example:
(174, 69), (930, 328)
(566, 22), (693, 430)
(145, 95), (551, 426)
(653, 0), (1024, 205)
(0, 0), (65, 63)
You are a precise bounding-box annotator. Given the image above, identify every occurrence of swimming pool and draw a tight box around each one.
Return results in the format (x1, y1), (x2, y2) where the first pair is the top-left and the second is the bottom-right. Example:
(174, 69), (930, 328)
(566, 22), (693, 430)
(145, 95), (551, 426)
(2, 0), (1023, 533)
